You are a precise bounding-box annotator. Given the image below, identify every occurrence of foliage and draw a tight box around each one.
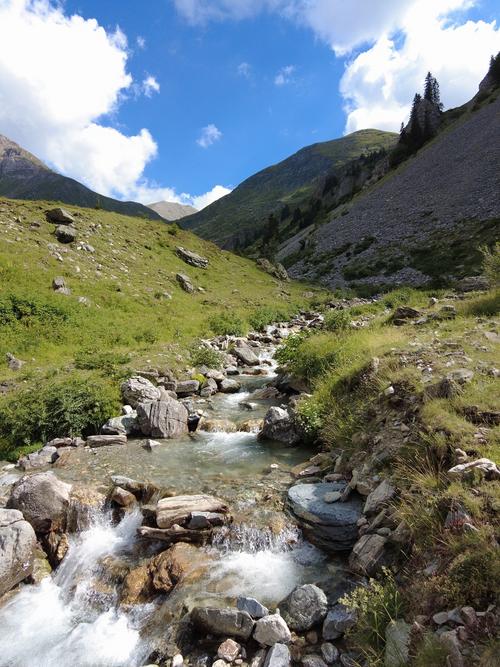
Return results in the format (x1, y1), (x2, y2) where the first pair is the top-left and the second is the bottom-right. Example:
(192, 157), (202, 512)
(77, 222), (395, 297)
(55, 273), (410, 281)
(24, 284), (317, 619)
(341, 569), (406, 663)
(190, 342), (224, 369)
(481, 241), (500, 287)
(294, 396), (324, 442)
(323, 308), (352, 331)
(412, 633), (449, 667)
(74, 350), (130, 374)
(0, 374), (120, 458)
(208, 312), (246, 336)
(249, 306), (291, 332)
(275, 330), (311, 367)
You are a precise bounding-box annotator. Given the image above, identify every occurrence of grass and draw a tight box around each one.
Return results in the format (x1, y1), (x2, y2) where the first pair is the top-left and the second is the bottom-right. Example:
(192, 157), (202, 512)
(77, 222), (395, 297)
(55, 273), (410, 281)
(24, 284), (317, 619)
(0, 197), (325, 458)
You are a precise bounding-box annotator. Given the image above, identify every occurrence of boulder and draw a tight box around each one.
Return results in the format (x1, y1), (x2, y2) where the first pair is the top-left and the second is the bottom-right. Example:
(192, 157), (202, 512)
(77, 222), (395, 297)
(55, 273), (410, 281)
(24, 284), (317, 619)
(237, 596), (269, 619)
(448, 458), (500, 481)
(260, 407), (300, 445)
(320, 644), (340, 664)
(176, 273), (195, 293)
(349, 534), (388, 576)
(18, 446), (58, 471)
(200, 378), (218, 397)
(233, 344), (260, 366)
(187, 511), (226, 529)
(384, 620), (411, 667)
(456, 276), (489, 292)
(55, 225), (77, 243)
(279, 584), (328, 631)
(219, 378), (242, 393)
(199, 418), (238, 433)
(156, 494), (228, 529)
(137, 398), (189, 439)
(176, 246), (209, 269)
(86, 435), (127, 448)
(101, 412), (138, 436)
(391, 306), (421, 325)
(263, 644), (291, 667)
(52, 276), (71, 295)
(191, 607), (254, 640)
(0, 509), (36, 597)
(110, 475), (158, 502)
(46, 207), (75, 224)
(7, 471), (72, 533)
(322, 604), (357, 640)
(6, 352), (25, 370)
(288, 483), (363, 552)
(111, 487), (136, 507)
(254, 614), (291, 646)
(121, 376), (161, 408)
(176, 380), (200, 397)
(363, 480), (396, 515)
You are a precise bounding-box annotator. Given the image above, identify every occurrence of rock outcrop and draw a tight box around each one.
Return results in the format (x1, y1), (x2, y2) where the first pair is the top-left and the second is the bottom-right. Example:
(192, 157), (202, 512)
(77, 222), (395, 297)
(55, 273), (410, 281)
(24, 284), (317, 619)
(0, 508), (36, 597)
(136, 398), (189, 439)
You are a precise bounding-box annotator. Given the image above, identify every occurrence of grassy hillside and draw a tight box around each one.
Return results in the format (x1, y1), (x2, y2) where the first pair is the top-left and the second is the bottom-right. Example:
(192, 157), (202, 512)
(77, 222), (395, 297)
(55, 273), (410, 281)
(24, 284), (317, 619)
(180, 129), (396, 249)
(0, 197), (323, 457)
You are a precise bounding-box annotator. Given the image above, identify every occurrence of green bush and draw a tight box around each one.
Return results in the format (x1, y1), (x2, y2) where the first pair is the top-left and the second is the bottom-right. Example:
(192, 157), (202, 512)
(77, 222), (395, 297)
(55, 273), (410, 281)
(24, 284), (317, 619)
(190, 343), (224, 369)
(275, 331), (311, 367)
(75, 350), (130, 374)
(249, 306), (290, 332)
(208, 312), (245, 336)
(294, 396), (324, 442)
(481, 241), (500, 287)
(412, 633), (449, 667)
(0, 375), (120, 458)
(323, 308), (351, 331)
(0, 293), (72, 327)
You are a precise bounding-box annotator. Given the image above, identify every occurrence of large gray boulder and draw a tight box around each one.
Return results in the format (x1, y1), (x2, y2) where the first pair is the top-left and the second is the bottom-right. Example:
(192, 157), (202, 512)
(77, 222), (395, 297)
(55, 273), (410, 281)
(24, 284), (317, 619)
(279, 584), (328, 631)
(263, 644), (290, 667)
(121, 376), (161, 408)
(254, 614), (291, 646)
(233, 344), (260, 366)
(349, 534), (388, 576)
(322, 604), (357, 640)
(55, 225), (77, 243)
(0, 509), (37, 597)
(46, 207), (75, 224)
(101, 411), (139, 436)
(287, 483), (363, 551)
(191, 607), (254, 640)
(7, 471), (72, 534)
(260, 407), (300, 445)
(137, 398), (189, 439)
(176, 246), (209, 269)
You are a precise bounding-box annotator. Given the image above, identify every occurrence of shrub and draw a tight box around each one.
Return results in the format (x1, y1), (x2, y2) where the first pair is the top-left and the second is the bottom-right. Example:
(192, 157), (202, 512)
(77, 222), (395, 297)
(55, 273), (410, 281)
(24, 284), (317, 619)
(0, 375), (120, 458)
(294, 396), (323, 443)
(0, 294), (72, 327)
(323, 308), (351, 331)
(412, 633), (449, 667)
(208, 312), (245, 337)
(275, 331), (311, 367)
(249, 306), (289, 332)
(481, 242), (500, 287)
(75, 350), (130, 374)
(190, 343), (224, 369)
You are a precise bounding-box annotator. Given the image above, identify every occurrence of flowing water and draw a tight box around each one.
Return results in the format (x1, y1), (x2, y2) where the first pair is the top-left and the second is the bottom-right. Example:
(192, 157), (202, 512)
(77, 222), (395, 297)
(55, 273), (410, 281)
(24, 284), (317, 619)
(0, 363), (340, 666)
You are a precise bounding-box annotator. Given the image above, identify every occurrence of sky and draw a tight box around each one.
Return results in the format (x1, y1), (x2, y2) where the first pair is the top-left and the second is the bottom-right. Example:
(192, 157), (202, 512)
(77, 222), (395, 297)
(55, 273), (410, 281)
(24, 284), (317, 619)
(0, 1), (499, 210)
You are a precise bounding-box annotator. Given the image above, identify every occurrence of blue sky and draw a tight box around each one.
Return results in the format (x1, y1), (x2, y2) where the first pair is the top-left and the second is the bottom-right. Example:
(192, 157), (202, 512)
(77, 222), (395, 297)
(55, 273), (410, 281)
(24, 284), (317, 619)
(0, 1), (499, 208)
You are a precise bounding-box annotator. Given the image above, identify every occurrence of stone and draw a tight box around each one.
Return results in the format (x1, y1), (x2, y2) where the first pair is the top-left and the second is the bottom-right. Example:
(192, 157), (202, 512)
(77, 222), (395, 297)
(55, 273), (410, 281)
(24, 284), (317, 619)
(384, 620), (411, 667)
(219, 378), (242, 393)
(200, 418), (238, 433)
(0, 508), (37, 597)
(237, 597), (269, 619)
(86, 434), (127, 448)
(233, 344), (260, 366)
(176, 273), (195, 293)
(55, 225), (77, 243)
(17, 447), (58, 471)
(156, 494), (228, 529)
(302, 657), (327, 667)
(121, 376), (161, 408)
(439, 630), (464, 667)
(7, 471), (72, 533)
(456, 276), (489, 292)
(254, 614), (291, 646)
(110, 475), (158, 502)
(322, 604), (357, 640)
(288, 483), (363, 552)
(212, 661), (227, 667)
(263, 644), (290, 667)
(363, 480), (396, 515)
(448, 458), (500, 481)
(460, 607), (477, 627)
(6, 352), (25, 370)
(111, 486), (136, 507)
(172, 655), (184, 667)
(176, 380), (200, 397)
(260, 407), (300, 445)
(101, 412), (139, 436)
(392, 307), (421, 324)
(323, 491), (342, 503)
(188, 512), (226, 529)
(143, 439), (161, 450)
(349, 534), (388, 576)
(279, 584), (328, 632)
(137, 398), (189, 439)
(52, 276), (71, 295)
(446, 368), (474, 385)
(191, 607), (254, 640)
(432, 611), (449, 625)
(200, 378), (218, 397)
(320, 644), (339, 665)
(46, 207), (75, 224)
(176, 246), (209, 269)
(218, 639), (241, 662)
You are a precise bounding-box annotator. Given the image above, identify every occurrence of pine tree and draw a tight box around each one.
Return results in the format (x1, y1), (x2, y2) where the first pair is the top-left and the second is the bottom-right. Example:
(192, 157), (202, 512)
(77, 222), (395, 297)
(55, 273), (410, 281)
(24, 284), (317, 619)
(423, 72), (443, 110)
(408, 93), (423, 150)
(488, 52), (500, 84)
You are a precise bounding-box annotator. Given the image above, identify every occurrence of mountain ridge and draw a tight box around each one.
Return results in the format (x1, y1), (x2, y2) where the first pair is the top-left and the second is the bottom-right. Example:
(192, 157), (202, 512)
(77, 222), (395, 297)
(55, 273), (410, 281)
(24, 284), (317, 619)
(147, 200), (197, 221)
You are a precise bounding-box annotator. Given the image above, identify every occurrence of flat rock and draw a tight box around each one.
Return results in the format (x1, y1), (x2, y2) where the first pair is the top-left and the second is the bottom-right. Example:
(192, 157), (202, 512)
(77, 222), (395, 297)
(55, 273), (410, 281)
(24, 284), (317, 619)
(191, 607), (254, 640)
(176, 246), (209, 269)
(287, 483), (363, 552)
(46, 207), (75, 224)
(156, 494), (228, 529)
(86, 434), (127, 448)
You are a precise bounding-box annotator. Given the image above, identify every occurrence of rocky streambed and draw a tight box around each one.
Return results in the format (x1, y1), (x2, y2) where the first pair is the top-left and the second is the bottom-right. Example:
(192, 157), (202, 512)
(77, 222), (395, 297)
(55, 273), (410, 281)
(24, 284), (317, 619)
(0, 314), (373, 667)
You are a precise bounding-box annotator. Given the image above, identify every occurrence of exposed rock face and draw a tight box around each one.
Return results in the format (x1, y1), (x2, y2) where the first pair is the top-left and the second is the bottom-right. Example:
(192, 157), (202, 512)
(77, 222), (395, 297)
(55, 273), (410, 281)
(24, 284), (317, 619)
(156, 494), (228, 529)
(260, 407), (300, 445)
(191, 607), (255, 640)
(136, 398), (189, 439)
(363, 480), (396, 515)
(253, 614), (291, 645)
(257, 258), (289, 282)
(7, 472), (72, 534)
(46, 207), (75, 224)
(176, 380), (200, 397)
(349, 534), (388, 576)
(55, 225), (77, 243)
(176, 273), (195, 293)
(121, 376), (161, 408)
(0, 508), (36, 597)
(279, 584), (328, 631)
(287, 483), (363, 551)
(176, 246), (209, 269)
(448, 458), (500, 480)
(384, 619), (411, 667)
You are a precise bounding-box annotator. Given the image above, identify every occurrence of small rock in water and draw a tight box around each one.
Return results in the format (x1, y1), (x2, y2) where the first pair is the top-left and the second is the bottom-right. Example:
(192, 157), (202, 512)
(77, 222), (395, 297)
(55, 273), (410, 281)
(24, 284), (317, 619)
(111, 486), (136, 507)
(143, 439), (161, 451)
(237, 596), (269, 619)
(218, 639), (241, 662)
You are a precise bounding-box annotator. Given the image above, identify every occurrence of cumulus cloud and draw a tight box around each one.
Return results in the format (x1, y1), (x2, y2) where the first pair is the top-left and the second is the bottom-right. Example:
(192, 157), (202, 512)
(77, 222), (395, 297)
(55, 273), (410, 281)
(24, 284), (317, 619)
(197, 123), (223, 148)
(143, 75), (160, 97)
(237, 61), (252, 78)
(131, 182), (232, 210)
(191, 184), (232, 209)
(136, 35), (146, 49)
(274, 64), (295, 86)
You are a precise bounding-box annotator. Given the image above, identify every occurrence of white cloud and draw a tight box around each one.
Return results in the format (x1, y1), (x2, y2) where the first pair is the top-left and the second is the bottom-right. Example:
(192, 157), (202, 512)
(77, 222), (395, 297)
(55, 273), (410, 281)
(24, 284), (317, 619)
(191, 184), (231, 209)
(136, 35), (146, 49)
(237, 61), (252, 78)
(274, 64), (295, 86)
(143, 75), (160, 97)
(197, 123), (223, 148)
(173, 0), (270, 24)
(130, 182), (232, 210)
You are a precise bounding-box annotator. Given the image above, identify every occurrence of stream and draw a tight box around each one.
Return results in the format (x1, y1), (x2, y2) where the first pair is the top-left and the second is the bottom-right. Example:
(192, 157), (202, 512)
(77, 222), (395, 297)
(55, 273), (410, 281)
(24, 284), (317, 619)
(0, 353), (341, 667)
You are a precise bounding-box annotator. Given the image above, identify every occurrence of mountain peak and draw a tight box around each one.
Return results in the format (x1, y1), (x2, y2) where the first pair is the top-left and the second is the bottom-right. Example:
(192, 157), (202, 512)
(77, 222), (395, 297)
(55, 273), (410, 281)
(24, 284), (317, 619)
(147, 200), (198, 221)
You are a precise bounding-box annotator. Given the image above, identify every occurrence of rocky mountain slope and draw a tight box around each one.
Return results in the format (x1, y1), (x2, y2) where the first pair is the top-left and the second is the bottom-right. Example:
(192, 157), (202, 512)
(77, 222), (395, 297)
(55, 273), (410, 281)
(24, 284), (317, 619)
(148, 200), (197, 221)
(278, 84), (500, 290)
(180, 129), (397, 249)
(0, 135), (161, 220)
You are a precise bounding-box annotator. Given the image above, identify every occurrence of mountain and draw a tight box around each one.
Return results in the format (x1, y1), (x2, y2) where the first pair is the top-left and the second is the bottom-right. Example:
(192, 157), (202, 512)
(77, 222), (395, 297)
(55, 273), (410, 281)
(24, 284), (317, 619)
(180, 129), (397, 249)
(0, 134), (161, 220)
(277, 74), (500, 291)
(148, 200), (197, 221)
